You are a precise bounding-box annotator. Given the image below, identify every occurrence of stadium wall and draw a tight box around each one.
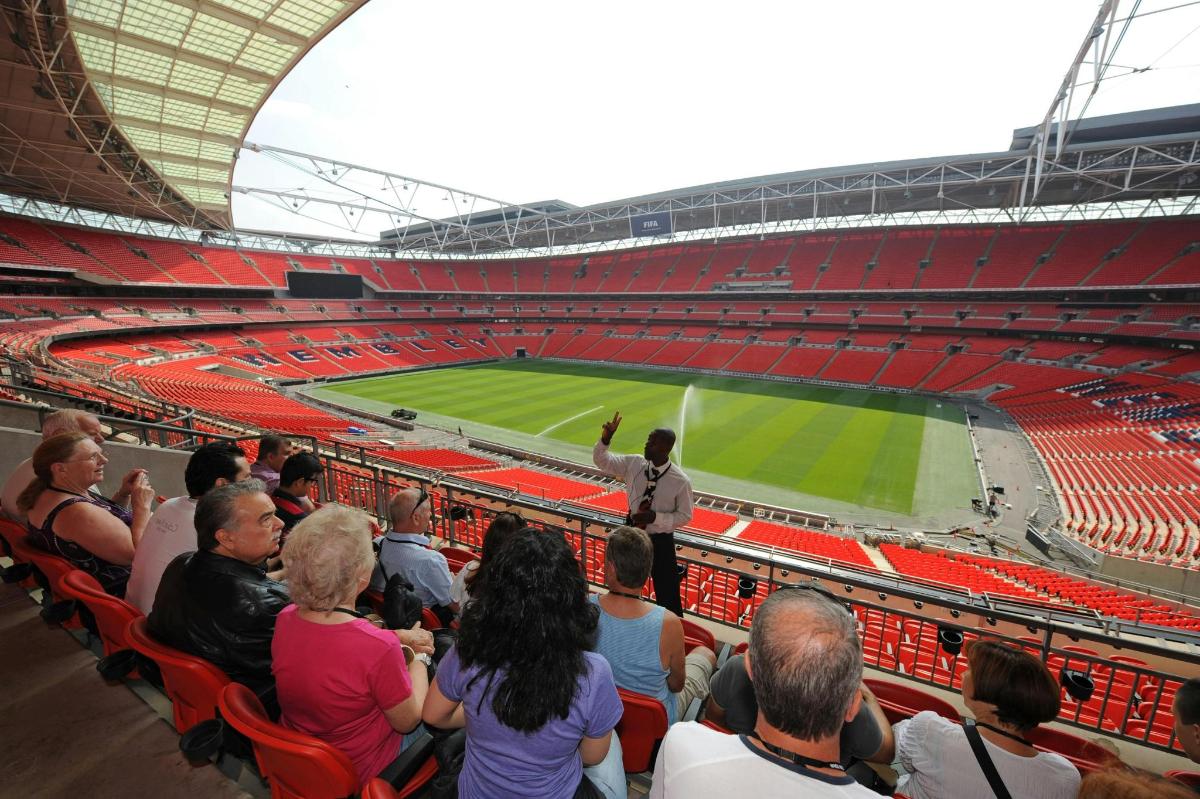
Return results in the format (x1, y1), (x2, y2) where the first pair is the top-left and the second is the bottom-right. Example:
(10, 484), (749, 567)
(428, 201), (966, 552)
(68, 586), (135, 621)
(1100, 554), (1200, 600)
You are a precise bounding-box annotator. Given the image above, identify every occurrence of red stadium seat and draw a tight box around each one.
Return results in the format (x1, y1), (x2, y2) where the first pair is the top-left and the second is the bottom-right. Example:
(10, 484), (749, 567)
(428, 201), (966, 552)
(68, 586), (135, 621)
(863, 678), (960, 725)
(125, 616), (230, 733)
(1166, 771), (1200, 789)
(360, 764), (441, 799)
(55, 569), (141, 658)
(1026, 726), (1118, 776)
(439, 546), (479, 574)
(218, 682), (358, 799)
(680, 617), (716, 654)
(615, 688), (669, 773)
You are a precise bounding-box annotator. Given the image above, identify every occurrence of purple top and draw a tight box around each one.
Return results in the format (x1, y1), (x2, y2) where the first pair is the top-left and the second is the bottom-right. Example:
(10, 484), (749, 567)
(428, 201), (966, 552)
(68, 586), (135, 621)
(436, 646), (623, 799)
(27, 492), (134, 597)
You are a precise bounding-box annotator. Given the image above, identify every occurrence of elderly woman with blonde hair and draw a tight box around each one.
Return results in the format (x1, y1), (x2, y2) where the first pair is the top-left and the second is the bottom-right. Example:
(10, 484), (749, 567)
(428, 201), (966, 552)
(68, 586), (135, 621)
(271, 504), (430, 788)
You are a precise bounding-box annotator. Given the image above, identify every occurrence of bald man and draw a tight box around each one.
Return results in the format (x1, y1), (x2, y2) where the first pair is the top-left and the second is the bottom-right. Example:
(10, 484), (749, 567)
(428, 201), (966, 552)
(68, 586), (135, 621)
(2, 409), (142, 522)
(370, 486), (458, 620)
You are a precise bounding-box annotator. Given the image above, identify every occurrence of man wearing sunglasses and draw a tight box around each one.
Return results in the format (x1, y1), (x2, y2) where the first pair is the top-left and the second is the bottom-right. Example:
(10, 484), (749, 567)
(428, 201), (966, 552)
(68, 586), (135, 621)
(370, 486), (458, 623)
(594, 411), (693, 616)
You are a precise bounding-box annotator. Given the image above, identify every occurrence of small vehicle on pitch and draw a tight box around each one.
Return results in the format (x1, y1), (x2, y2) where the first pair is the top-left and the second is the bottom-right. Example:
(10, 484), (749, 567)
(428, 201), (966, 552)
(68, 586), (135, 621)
(391, 408), (418, 421)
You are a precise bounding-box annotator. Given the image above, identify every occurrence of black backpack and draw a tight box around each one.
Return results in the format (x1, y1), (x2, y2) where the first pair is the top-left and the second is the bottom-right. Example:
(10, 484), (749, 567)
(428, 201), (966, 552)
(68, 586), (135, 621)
(381, 569), (424, 631)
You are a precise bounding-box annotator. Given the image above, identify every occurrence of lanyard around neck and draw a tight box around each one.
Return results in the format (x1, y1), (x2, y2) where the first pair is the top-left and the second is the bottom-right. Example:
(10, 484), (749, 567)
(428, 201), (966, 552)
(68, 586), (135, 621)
(644, 462), (670, 482)
(748, 732), (845, 773)
(972, 719), (1033, 747)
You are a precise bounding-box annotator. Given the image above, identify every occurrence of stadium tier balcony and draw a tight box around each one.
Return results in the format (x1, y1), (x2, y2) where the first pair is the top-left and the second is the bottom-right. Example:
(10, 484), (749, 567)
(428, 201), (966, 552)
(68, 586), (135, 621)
(735, 520), (874, 568)
(456, 467), (605, 502)
(374, 448), (499, 472)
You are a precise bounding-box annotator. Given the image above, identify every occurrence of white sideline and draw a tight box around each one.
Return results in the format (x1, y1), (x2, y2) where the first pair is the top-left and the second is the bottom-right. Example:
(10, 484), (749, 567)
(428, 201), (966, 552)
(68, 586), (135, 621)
(536, 405), (603, 437)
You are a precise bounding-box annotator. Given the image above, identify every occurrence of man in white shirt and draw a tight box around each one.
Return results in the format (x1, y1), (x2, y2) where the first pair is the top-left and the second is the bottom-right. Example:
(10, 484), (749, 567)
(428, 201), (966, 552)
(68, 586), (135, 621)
(650, 588), (877, 798)
(593, 412), (692, 616)
(125, 442), (251, 613)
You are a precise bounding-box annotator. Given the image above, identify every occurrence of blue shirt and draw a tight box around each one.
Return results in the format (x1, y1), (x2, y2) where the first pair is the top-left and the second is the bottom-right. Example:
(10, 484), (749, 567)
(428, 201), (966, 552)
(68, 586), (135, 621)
(369, 532), (454, 607)
(590, 594), (676, 723)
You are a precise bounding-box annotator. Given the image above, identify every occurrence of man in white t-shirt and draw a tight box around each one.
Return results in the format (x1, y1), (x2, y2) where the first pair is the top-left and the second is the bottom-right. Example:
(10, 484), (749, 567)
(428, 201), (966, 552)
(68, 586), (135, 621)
(650, 588), (877, 798)
(125, 442), (251, 613)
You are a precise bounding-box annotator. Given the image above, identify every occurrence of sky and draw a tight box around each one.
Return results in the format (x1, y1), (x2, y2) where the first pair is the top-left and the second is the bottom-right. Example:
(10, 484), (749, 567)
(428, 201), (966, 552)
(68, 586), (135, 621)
(231, 0), (1200, 240)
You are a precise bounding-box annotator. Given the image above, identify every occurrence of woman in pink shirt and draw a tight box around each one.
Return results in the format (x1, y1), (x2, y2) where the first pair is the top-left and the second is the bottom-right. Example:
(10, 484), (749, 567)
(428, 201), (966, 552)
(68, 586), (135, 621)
(272, 504), (432, 787)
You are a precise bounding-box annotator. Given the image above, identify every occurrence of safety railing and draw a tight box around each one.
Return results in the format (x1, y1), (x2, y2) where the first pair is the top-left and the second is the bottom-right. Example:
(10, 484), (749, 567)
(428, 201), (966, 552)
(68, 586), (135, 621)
(305, 459), (1200, 754)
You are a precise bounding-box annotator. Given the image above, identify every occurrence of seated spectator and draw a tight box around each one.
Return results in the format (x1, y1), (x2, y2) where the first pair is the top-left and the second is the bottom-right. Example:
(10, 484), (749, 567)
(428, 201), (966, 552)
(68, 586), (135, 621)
(1174, 677), (1200, 764)
(2, 409), (142, 523)
(592, 526), (716, 725)
(1077, 767), (1196, 799)
(19, 432), (155, 597)
(371, 487), (457, 622)
(149, 481), (432, 708)
(250, 434), (292, 493)
(651, 587), (879, 796)
(125, 442), (250, 614)
(273, 505), (430, 787)
(704, 585), (893, 771)
(422, 528), (625, 799)
(147, 480), (287, 701)
(447, 510), (524, 611)
(894, 639), (1079, 799)
(271, 451), (322, 538)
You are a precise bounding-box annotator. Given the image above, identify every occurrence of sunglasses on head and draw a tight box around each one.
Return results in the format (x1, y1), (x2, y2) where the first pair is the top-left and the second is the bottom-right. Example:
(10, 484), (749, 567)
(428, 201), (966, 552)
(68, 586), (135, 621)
(779, 581), (855, 614)
(411, 487), (429, 518)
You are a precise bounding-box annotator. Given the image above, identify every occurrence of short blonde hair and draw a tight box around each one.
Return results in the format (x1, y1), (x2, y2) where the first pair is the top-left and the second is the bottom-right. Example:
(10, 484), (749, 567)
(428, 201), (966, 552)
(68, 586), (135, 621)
(281, 504), (374, 612)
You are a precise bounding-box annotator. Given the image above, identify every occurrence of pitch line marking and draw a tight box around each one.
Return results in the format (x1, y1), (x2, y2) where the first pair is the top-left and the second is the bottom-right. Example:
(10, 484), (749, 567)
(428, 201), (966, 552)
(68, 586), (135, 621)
(537, 406), (603, 437)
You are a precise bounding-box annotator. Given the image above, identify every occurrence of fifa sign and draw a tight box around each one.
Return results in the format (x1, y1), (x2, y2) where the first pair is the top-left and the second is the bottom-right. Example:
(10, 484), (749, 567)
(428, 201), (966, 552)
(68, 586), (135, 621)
(630, 211), (672, 238)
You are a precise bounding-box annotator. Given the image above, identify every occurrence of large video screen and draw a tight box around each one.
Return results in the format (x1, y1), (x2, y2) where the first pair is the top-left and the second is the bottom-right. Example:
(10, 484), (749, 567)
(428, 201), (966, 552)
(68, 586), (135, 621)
(285, 271), (364, 299)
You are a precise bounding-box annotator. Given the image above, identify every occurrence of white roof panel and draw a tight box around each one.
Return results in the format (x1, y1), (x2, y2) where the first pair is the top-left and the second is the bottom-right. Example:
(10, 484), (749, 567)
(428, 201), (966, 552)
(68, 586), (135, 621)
(65, 0), (363, 216)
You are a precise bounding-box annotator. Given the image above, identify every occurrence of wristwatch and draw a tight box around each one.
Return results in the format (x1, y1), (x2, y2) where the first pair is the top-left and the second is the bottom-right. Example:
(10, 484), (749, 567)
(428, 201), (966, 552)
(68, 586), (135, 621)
(414, 652), (433, 667)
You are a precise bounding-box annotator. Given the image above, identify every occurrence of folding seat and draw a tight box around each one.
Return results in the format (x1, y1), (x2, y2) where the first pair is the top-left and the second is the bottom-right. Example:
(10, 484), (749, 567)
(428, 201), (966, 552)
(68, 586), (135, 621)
(219, 682), (361, 799)
(1026, 726), (1117, 776)
(614, 688), (670, 773)
(125, 616), (230, 733)
(56, 569), (141, 660)
(680, 617), (716, 654)
(1166, 772), (1200, 790)
(9, 537), (83, 626)
(863, 678), (959, 725)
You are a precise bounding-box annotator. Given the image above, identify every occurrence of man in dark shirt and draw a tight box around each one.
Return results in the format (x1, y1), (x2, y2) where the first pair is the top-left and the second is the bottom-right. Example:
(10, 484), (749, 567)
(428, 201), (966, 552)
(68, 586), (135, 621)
(148, 480), (287, 701)
(270, 452), (321, 538)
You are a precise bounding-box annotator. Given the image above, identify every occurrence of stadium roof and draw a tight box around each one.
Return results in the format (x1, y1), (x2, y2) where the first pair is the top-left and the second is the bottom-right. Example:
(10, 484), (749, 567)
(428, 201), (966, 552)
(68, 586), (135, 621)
(0, 0), (363, 229)
(372, 103), (1200, 254)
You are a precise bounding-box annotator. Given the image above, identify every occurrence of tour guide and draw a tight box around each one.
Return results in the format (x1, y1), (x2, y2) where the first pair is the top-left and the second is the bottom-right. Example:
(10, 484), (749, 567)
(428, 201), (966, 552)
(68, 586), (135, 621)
(593, 412), (693, 616)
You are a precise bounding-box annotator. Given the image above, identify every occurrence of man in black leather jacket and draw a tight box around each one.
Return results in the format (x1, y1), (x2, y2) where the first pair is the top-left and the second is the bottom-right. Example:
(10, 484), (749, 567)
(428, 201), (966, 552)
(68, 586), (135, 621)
(148, 480), (287, 702)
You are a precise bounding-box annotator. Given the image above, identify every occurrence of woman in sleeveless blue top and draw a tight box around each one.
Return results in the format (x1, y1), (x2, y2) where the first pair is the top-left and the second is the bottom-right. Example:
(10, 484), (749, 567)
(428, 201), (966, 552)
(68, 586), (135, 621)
(590, 593), (677, 723)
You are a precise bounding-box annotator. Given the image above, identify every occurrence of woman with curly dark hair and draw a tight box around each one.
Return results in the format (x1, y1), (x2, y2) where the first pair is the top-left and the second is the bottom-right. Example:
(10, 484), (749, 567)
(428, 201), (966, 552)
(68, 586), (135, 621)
(422, 527), (624, 799)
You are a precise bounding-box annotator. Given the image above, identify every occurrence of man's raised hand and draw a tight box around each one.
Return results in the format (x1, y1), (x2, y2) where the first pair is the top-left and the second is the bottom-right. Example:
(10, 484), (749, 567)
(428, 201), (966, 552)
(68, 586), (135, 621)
(600, 411), (622, 445)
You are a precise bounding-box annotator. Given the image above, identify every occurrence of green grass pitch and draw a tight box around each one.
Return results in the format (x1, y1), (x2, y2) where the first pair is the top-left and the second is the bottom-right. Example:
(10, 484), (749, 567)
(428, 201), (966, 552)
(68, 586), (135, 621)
(313, 360), (980, 517)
